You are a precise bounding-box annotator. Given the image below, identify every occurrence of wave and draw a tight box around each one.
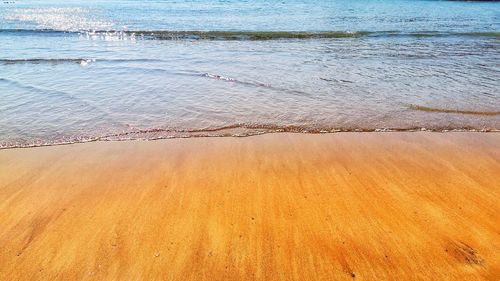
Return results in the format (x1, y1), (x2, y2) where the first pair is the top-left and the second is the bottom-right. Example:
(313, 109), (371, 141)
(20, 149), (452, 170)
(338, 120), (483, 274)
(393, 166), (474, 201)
(1, 125), (498, 150)
(0, 58), (166, 65)
(410, 105), (500, 116)
(0, 58), (95, 65)
(1, 29), (499, 40)
(0, 28), (71, 35)
(200, 72), (315, 99)
(201, 73), (272, 88)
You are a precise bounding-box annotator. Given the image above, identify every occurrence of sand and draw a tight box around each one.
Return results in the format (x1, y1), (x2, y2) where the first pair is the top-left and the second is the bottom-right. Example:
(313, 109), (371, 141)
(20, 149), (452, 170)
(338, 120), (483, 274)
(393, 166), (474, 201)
(0, 132), (499, 280)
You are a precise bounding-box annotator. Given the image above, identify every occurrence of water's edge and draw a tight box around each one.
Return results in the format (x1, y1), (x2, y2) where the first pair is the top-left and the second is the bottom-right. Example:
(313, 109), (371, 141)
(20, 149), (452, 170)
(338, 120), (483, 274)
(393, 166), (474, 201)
(1, 129), (499, 150)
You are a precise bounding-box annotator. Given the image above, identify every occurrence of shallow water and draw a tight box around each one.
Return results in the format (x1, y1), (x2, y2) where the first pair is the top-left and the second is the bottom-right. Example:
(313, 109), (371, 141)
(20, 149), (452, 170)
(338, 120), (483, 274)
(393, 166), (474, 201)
(1, 0), (499, 148)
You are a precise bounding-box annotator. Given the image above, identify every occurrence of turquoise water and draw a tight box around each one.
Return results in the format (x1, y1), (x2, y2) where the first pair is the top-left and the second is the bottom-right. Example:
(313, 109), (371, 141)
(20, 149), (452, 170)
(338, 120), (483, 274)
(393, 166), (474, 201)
(0, 0), (499, 148)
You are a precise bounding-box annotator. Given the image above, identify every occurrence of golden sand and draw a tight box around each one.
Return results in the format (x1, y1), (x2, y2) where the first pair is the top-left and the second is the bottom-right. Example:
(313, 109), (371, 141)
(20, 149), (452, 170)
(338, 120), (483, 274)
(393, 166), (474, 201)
(0, 133), (499, 280)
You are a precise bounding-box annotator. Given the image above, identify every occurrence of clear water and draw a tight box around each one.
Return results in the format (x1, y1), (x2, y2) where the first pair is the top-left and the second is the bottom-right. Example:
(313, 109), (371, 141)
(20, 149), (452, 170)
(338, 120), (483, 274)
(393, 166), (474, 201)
(1, 0), (499, 148)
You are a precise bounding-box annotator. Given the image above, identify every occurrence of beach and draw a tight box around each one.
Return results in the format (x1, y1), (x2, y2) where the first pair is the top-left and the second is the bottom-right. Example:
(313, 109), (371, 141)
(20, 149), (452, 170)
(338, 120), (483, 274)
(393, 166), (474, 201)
(0, 132), (499, 280)
(1, 0), (499, 280)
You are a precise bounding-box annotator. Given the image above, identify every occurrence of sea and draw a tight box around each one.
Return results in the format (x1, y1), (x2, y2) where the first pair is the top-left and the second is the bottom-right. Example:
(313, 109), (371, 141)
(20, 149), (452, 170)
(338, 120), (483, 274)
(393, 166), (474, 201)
(0, 0), (499, 148)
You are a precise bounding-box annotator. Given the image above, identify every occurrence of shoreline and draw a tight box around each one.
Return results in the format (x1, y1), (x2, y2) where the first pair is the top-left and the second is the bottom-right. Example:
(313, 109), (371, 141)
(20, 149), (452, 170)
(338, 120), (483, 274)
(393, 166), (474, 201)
(2, 129), (500, 151)
(1, 132), (499, 280)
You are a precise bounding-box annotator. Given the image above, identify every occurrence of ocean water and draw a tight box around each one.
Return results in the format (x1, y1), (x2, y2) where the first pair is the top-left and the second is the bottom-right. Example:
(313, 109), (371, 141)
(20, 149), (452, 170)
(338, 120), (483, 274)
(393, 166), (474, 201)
(0, 0), (499, 148)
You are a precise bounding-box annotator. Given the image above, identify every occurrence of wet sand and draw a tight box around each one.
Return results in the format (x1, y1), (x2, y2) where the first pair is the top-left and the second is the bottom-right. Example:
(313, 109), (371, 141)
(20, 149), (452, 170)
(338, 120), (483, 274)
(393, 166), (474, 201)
(0, 133), (499, 280)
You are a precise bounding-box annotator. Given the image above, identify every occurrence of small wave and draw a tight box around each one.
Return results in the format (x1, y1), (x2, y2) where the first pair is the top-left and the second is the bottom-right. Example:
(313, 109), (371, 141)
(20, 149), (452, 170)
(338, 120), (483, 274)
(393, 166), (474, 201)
(94, 124), (500, 138)
(0, 28), (69, 35)
(131, 31), (371, 40)
(2, 29), (499, 40)
(369, 31), (500, 39)
(0, 58), (95, 65)
(410, 105), (500, 116)
(91, 30), (500, 40)
(0, 58), (164, 66)
(2, 125), (498, 150)
(201, 73), (272, 88)
(200, 72), (316, 99)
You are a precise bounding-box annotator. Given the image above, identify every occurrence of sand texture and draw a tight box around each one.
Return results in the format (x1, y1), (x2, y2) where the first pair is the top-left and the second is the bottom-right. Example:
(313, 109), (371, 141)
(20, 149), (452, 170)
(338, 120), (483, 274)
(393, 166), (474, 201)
(0, 133), (499, 280)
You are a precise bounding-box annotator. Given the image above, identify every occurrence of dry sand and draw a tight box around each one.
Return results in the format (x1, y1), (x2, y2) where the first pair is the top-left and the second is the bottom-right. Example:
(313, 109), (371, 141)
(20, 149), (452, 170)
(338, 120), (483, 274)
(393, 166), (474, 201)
(0, 132), (499, 280)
